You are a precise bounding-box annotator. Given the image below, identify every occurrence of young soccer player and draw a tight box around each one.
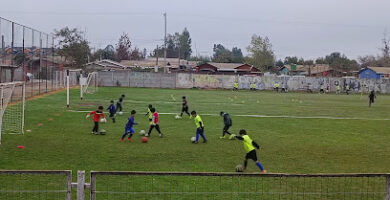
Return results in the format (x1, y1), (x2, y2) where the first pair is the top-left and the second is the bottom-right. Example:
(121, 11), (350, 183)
(233, 82), (239, 91)
(336, 84), (341, 94)
(369, 91), (376, 107)
(107, 100), (116, 123)
(86, 106), (106, 135)
(220, 111), (232, 139)
(180, 96), (190, 117)
(146, 108), (163, 137)
(191, 111), (207, 143)
(235, 129), (266, 173)
(116, 94), (125, 112)
(121, 110), (138, 142)
(145, 104), (153, 123)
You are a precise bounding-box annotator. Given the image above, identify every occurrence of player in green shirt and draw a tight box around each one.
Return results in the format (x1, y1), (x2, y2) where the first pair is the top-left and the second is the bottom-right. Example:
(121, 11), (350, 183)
(235, 129), (266, 173)
(145, 104), (153, 124)
(191, 111), (207, 144)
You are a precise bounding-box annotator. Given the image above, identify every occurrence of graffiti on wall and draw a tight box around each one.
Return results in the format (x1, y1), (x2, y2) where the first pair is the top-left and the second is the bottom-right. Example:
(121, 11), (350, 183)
(193, 75), (221, 88)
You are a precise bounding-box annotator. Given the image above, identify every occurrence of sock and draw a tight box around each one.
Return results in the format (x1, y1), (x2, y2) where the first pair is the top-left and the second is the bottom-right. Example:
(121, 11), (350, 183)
(256, 161), (264, 171)
(196, 133), (199, 142)
(201, 134), (207, 141)
(244, 160), (248, 169)
(121, 132), (128, 139)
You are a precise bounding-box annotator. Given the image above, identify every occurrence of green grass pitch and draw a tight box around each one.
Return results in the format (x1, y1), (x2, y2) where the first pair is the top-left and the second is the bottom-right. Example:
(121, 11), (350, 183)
(1, 87), (390, 174)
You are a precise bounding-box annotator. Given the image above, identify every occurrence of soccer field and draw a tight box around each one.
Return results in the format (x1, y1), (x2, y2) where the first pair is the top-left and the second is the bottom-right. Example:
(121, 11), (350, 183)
(1, 87), (390, 174)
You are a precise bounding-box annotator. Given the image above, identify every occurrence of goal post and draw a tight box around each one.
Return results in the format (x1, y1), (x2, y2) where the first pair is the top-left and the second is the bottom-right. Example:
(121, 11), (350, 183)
(80, 72), (98, 100)
(0, 82), (25, 144)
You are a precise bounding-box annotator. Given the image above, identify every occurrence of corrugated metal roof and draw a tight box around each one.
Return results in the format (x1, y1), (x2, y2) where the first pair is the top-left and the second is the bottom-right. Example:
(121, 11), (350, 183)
(368, 67), (390, 74)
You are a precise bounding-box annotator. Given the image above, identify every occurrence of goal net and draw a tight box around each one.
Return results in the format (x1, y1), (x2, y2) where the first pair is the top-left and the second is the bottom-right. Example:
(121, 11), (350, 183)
(80, 72), (98, 99)
(0, 82), (25, 144)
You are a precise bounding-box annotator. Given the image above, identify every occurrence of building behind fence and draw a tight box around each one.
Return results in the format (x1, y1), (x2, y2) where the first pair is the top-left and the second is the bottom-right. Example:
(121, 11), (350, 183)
(98, 71), (390, 94)
(1, 170), (390, 200)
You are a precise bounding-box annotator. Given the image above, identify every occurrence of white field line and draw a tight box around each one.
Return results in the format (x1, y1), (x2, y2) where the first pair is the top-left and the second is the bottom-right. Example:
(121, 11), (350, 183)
(68, 110), (390, 121)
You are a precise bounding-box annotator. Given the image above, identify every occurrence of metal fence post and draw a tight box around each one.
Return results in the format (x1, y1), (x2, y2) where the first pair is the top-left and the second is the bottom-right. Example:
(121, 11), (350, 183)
(90, 171), (96, 200)
(66, 170), (72, 200)
(386, 176), (390, 200)
(77, 170), (85, 200)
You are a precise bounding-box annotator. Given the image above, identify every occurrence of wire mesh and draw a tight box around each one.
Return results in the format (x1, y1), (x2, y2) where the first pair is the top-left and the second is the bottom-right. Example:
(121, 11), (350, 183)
(0, 82), (24, 144)
(91, 172), (388, 200)
(0, 170), (72, 200)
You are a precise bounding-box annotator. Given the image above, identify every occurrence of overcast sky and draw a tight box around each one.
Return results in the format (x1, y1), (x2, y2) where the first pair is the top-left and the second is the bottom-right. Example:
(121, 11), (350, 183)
(2, 0), (390, 60)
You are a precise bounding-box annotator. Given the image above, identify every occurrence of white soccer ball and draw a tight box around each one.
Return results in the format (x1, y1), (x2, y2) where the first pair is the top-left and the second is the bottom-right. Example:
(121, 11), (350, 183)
(118, 111), (123, 115)
(139, 130), (145, 135)
(175, 115), (181, 119)
(235, 164), (244, 172)
(100, 118), (107, 123)
(191, 137), (196, 143)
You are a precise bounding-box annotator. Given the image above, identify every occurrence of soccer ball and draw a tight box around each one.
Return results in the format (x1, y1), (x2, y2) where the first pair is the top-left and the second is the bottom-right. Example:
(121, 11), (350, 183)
(100, 118), (107, 123)
(118, 111), (123, 115)
(175, 115), (181, 119)
(235, 165), (244, 172)
(191, 137), (196, 143)
(100, 129), (106, 135)
(139, 130), (145, 135)
(142, 137), (148, 143)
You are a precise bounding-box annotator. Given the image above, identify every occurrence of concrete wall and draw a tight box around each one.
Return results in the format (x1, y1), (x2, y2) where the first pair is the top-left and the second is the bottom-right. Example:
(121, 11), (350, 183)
(98, 71), (390, 93)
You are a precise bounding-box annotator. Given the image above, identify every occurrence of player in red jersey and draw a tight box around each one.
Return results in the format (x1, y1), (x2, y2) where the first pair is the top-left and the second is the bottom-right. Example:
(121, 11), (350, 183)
(146, 108), (163, 138)
(86, 106), (106, 135)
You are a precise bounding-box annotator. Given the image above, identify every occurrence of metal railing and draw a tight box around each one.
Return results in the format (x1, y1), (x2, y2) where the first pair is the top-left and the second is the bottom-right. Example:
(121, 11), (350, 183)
(2, 170), (390, 199)
(90, 171), (390, 200)
(0, 170), (72, 200)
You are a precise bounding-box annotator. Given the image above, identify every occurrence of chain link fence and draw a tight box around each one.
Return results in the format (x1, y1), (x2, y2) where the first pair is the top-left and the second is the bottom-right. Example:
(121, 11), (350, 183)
(0, 17), (79, 98)
(0, 170), (72, 200)
(90, 171), (390, 200)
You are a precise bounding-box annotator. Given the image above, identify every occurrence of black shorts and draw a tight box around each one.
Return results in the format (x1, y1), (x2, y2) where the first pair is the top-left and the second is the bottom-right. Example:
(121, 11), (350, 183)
(182, 106), (188, 112)
(149, 118), (152, 122)
(245, 150), (258, 161)
(109, 113), (115, 118)
(223, 125), (231, 131)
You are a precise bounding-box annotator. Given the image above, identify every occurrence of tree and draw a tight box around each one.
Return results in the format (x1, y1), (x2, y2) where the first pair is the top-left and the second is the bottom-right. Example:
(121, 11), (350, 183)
(212, 44), (233, 63)
(284, 56), (298, 65)
(379, 33), (390, 67)
(54, 27), (90, 67)
(319, 52), (359, 72)
(358, 55), (378, 68)
(90, 45), (116, 62)
(150, 28), (192, 59)
(246, 34), (275, 71)
(130, 47), (143, 60)
(304, 60), (314, 65)
(116, 33), (131, 61)
(178, 28), (192, 59)
(231, 47), (244, 63)
(275, 59), (284, 67)
(315, 57), (326, 64)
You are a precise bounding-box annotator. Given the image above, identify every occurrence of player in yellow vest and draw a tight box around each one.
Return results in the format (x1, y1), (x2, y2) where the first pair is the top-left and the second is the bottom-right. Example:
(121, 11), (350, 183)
(274, 83), (279, 92)
(233, 82), (239, 91)
(191, 111), (207, 143)
(235, 129), (266, 173)
(145, 104), (153, 124)
(250, 83), (256, 91)
(336, 85), (341, 94)
(346, 84), (350, 95)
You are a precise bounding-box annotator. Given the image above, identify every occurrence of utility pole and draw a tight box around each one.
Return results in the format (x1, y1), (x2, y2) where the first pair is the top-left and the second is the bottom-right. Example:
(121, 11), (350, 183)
(163, 12), (167, 72)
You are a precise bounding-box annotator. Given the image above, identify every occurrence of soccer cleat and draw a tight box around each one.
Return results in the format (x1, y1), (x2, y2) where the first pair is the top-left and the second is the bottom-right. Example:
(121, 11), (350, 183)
(145, 134), (149, 137)
(159, 134), (163, 138)
(261, 170), (267, 174)
(121, 138), (124, 142)
(203, 140), (207, 143)
(128, 138), (132, 142)
(219, 136), (225, 139)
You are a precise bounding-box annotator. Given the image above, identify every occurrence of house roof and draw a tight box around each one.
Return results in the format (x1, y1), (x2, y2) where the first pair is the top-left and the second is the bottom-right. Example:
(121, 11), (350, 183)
(121, 58), (198, 68)
(367, 67), (390, 74)
(304, 65), (331, 75)
(207, 62), (244, 70)
(84, 59), (127, 69)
